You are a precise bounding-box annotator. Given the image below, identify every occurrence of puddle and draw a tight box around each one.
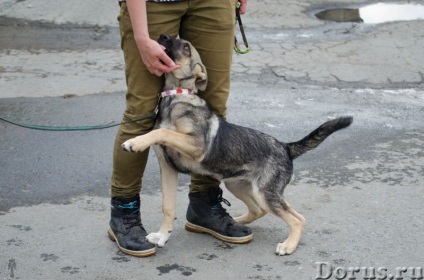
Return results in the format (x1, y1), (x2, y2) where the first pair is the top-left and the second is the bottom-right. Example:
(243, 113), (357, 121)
(315, 3), (424, 24)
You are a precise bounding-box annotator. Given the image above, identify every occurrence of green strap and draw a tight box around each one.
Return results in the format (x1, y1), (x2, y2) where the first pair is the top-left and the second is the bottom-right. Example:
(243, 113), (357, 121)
(0, 113), (157, 131)
(234, 1), (251, 54)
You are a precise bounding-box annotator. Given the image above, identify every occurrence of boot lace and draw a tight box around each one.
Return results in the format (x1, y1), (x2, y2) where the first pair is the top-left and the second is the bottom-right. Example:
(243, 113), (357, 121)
(122, 211), (144, 233)
(211, 193), (232, 218)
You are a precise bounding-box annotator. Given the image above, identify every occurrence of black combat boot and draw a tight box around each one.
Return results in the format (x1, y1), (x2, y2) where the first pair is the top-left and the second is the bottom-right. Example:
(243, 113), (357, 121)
(185, 187), (253, 243)
(108, 195), (156, 257)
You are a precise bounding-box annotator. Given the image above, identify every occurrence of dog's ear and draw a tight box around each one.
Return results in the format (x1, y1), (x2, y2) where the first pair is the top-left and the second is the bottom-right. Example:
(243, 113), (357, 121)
(192, 63), (208, 92)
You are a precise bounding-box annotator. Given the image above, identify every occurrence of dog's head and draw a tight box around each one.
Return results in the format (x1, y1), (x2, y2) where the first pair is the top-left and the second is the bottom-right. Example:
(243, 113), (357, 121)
(158, 34), (207, 92)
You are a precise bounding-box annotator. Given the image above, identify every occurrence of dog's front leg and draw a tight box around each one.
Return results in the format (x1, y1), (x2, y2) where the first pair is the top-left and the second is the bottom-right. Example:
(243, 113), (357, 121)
(121, 131), (156, 153)
(146, 160), (178, 248)
(122, 128), (204, 161)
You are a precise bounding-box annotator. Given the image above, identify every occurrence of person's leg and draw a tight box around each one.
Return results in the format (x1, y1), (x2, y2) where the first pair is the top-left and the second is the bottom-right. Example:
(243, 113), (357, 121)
(111, 3), (163, 198)
(111, 2), (186, 198)
(181, 0), (235, 193)
(109, 1), (186, 257)
(180, 0), (252, 243)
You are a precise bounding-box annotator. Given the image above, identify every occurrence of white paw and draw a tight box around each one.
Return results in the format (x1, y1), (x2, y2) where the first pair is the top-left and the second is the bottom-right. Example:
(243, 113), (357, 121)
(122, 138), (149, 153)
(146, 232), (171, 248)
(121, 140), (134, 152)
(276, 241), (296, 256)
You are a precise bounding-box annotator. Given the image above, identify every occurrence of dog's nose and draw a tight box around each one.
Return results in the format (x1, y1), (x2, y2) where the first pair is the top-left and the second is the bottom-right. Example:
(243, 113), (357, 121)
(159, 34), (171, 42)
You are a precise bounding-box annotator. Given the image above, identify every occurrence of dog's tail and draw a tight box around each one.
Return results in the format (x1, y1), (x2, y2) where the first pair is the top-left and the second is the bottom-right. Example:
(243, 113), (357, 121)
(287, 117), (353, 160)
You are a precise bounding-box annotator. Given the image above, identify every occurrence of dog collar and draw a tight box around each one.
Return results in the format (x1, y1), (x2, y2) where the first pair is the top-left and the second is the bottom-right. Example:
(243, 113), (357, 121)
(161, 88), (194, 98)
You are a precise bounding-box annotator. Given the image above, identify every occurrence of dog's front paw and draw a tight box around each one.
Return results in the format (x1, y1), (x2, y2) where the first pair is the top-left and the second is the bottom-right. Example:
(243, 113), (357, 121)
(121, 138), (149, 153)
(121, 140), (135, 152)
(146, 232), (171, 248)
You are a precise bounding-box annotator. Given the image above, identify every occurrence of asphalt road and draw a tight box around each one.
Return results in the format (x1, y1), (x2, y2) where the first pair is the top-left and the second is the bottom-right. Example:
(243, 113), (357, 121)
(0, 0), (423, 279)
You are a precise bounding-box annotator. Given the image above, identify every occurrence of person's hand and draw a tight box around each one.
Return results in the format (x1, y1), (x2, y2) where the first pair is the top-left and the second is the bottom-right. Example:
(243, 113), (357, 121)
(136, 38), (180, 77)
(237, 0), (247, 14)
(125, 0), (180, 76)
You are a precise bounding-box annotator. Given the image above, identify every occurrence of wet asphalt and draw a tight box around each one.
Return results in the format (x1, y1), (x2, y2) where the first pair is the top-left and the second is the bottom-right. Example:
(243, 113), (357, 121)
(0, 0), (423, 279)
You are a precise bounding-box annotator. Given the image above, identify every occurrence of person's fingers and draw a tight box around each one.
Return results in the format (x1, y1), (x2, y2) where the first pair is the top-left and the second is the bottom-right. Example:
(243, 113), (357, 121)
(153, 62), (177, 73)
(154, 70), (163, 77)
(157, 52), (176, 68)
(138, 40), (181, 75)
(148, 63), (180, 77)
(239, 0), (247, 14)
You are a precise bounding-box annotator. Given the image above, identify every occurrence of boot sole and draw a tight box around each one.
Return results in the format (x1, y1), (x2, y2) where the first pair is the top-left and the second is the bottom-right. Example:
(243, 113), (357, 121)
(107, 227), (156, 257)
(185, 222), (253, 244)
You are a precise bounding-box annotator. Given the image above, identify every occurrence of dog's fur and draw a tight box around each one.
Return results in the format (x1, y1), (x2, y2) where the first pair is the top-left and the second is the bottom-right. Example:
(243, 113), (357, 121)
(122, 34), (353, 255)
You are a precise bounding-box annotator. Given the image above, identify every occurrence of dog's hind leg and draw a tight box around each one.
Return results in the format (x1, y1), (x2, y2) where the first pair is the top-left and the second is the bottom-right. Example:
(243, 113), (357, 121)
(271, 202), (305, 256)
(225, 181), (267, 225)
(146, 159), (178, 247)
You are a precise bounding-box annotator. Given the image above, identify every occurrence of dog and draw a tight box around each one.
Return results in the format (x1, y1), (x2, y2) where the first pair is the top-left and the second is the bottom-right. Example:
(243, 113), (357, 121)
(122, 34), (353, 256)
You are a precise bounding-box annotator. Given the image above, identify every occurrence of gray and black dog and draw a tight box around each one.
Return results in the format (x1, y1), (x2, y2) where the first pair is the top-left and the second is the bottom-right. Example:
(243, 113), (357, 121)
(122, 34), (353, 256)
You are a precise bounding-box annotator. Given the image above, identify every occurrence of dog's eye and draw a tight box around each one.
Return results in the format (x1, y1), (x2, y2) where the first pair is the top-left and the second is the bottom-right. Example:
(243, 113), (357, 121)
(183, 43), (191, 55)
